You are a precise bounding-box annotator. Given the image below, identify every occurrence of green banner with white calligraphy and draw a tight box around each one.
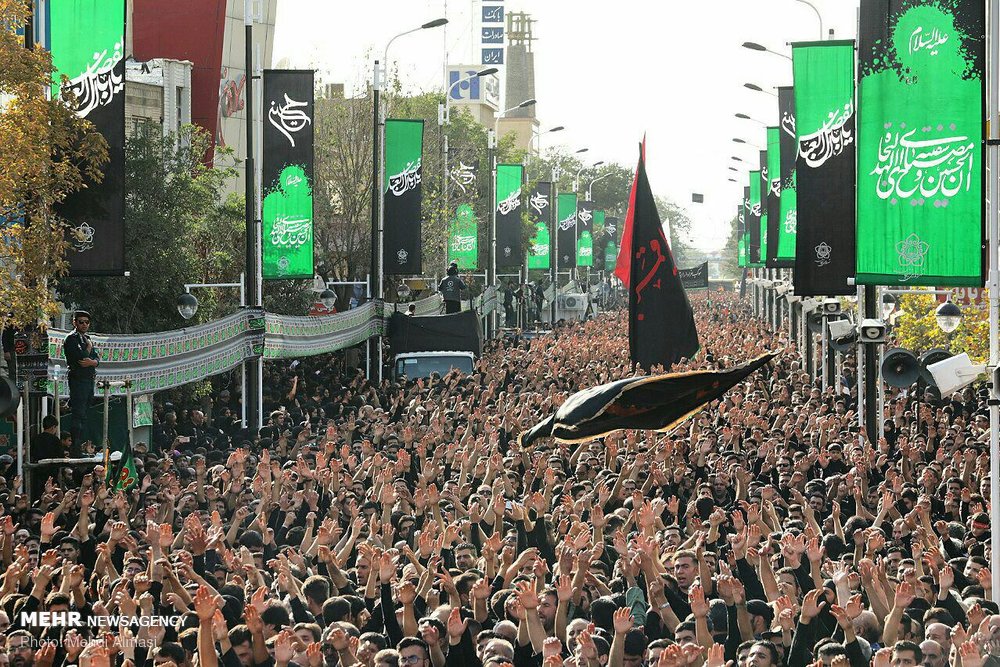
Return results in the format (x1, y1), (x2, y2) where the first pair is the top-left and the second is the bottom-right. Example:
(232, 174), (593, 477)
(777, 87), (798, 264)
(262, 70), (315, 279)
(856, 0), (984, 286)
(527, 182), (551, 270)
(748, 171), (763, 268)
(577, 201), (595, 267)
(447, 204), (478, 269)
(384, 119), (424, 275)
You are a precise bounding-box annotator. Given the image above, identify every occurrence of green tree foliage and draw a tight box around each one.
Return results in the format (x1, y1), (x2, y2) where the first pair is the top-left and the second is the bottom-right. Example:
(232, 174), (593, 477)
(892, 294), (987, 364)
(58, 126), (242, 333)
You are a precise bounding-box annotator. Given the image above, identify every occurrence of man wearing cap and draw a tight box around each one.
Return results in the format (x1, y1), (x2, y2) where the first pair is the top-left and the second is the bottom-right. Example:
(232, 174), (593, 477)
(63, 311), (99, 446)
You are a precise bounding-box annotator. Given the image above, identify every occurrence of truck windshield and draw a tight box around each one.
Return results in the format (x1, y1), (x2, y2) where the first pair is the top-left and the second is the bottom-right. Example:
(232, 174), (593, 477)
(396, 355), (474, 379)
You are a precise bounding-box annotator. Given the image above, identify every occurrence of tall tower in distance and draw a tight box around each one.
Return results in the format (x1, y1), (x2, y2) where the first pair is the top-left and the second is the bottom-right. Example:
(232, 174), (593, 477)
(497, 12), (539, 154)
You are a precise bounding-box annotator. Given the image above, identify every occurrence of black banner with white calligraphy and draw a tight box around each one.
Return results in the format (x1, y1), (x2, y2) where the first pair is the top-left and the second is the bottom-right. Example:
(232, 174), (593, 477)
(495, 164), (523, 268)
(679, 262), (709, 290)
(262, 70), (315, 279)
(383, 120), (424, 275)
(51, 0), (126, 276)
(776, 87), (798, 266)
(792, 41), (857, 296)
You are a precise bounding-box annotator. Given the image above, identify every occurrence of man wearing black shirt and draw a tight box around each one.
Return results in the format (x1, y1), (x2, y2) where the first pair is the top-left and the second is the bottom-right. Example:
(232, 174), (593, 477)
(30, 415), (64, 499)
(63, 311), (99, 446)
(438, 263), (467, 314)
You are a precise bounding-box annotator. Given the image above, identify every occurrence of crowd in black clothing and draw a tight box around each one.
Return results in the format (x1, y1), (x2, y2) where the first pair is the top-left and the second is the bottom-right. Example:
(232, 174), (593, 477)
(0, 291), (997, 667)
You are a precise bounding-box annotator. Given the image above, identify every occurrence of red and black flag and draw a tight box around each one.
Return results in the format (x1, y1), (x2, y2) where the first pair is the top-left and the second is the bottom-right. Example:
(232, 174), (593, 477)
(625, 144), (698, 369)
(519, 352), (778, 447)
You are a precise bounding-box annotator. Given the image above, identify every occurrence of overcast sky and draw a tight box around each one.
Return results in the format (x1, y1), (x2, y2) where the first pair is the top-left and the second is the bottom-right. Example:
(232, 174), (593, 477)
(273, 1), (861, 252)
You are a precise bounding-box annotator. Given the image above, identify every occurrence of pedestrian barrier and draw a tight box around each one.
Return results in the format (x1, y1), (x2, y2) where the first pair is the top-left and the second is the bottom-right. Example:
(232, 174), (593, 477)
(45, 289), (496, 396)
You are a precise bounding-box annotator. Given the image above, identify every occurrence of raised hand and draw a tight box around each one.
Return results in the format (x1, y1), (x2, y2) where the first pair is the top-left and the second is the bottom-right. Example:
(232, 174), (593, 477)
(612, 607), (634, 635)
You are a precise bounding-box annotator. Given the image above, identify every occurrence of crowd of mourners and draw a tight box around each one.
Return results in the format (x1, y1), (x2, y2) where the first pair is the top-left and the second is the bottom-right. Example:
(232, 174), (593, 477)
(3, 290), (999, 667)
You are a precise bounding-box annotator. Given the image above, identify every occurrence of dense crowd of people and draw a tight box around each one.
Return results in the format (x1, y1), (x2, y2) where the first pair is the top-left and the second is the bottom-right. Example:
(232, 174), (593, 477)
(4, 290), (998, 667)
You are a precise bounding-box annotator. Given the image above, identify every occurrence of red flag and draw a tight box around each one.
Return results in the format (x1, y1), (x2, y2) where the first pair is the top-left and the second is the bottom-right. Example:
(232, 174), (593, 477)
(613, 137), (646, 286)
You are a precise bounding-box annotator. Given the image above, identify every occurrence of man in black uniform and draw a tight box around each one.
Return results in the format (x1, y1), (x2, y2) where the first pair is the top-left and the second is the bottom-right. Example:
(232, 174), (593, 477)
(30, 415), (65, 500)
(63, 311), (99, 446)
(438, 262), (467, 314)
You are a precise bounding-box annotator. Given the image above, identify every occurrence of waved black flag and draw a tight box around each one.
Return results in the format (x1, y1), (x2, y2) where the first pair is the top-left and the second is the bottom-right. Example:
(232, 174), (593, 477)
(628, 148), (699, 369)
(520, 352), (778, 446)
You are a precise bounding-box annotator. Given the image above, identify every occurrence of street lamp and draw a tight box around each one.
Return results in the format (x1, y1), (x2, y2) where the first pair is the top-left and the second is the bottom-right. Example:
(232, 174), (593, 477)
(177, 293), (199, 320)
(728, 166), (738, 172)
(735, 112), (767, 126)
(319, 289), (337, 310)
(728, 178), (738, 182)
(442, 66), (497, 244)
(733, 137), (763, 149)
(573, 160), (604, 193)
(731, 156), (744, 162)
(742, 41), (793, 61)
(528, 125), (564, 174)
(371, 17), (447, 378)
(488, 98), (537, 335)
(587, 170), (613, 202)
(935, 301), (963, 333)
(791, 0), (825, 39)
(744, 82), (779, 98)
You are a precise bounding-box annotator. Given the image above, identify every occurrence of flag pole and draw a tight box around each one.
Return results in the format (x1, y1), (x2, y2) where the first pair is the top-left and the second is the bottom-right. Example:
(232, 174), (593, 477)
(986, 0), (1000, 596)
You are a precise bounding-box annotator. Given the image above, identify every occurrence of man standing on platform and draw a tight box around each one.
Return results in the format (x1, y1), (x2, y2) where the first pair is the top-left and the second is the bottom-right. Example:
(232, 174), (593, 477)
(63, 311), (99, 446)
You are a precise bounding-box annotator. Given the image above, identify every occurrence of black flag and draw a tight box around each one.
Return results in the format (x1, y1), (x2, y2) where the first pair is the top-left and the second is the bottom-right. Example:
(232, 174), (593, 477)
(520, 352), (778, 446)
(627, 147), (699, 369)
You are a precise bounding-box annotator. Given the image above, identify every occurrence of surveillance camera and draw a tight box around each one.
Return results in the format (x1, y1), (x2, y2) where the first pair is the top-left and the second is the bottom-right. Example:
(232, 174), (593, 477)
(827, 319), (855, 340)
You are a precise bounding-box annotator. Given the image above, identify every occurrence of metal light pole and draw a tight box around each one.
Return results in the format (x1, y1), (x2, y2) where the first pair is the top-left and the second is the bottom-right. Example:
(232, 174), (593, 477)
(743, 82), (779, 98)
(586, 172), (612, 202)
(791, 0), (825, 39)
(370, 18), (447, 378)
(742, 41), (793, 61)
(528, 125), (565, 175)
(490, 98), (536, 336)
(441, 67), (497, 249)
(243, 0), (261, 432)
(988, 0), (1000, 596)
(735, 112), (768, 126)
(549, 147), (588, 324)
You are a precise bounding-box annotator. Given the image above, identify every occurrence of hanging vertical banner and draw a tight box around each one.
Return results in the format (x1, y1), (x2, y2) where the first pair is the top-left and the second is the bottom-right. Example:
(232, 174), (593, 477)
(856, 0), (984, 286)
(777, 87), (798, 265)
(577, 201), (594, 267)
(765, 128), (782, 267)
(742, 188), (751, 267)
(495, 163), (523, 268)
(738, 205), (747, 268)
(557, 193), (578, 270)
(792, 41), (857, 296)
(447, 204), (479, 270)
(261, 70), (315, 280)
(527, 182), (552, 270)
(748, 171), (762, 267)
(50, 0), (126, 276)
(592, 210), (607, 270)
(383, 119), (424, 275)
(758, 152), (769, 268)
